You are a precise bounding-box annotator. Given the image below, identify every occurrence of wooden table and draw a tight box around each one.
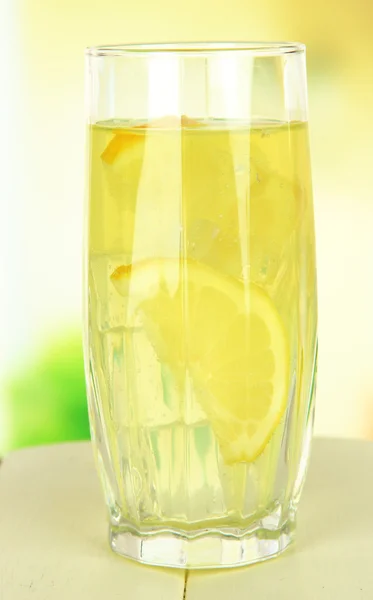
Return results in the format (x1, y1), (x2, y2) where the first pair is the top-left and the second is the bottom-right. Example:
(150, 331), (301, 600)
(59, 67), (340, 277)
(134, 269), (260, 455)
(0, 438), (372, 599)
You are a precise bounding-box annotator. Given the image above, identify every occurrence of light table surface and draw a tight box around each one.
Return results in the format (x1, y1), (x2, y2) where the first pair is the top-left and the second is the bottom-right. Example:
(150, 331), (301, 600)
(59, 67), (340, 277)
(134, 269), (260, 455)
(0, 438), (372, 599)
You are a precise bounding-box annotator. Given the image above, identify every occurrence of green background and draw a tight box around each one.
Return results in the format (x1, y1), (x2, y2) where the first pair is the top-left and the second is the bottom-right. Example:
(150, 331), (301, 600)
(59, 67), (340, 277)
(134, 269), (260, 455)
(5, 332), (89, 451)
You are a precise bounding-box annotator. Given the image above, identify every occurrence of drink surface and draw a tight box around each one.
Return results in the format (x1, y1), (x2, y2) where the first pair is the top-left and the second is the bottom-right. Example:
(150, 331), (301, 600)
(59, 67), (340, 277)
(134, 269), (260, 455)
(87, 117), (317, 529)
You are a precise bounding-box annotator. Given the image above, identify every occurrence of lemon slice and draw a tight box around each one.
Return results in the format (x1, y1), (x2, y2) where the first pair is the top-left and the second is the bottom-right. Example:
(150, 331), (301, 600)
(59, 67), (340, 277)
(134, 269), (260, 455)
(101, 115), (202, 165)
(111, 259), (289, 463)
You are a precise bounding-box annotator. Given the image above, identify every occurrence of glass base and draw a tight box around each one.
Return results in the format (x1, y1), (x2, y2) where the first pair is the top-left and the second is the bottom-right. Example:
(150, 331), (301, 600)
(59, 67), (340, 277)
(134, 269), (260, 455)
(109, 514), (295, 569)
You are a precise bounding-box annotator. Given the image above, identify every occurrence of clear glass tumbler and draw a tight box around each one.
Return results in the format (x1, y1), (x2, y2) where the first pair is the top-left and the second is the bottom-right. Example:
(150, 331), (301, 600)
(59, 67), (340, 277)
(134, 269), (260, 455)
(84, 42), (317, 569)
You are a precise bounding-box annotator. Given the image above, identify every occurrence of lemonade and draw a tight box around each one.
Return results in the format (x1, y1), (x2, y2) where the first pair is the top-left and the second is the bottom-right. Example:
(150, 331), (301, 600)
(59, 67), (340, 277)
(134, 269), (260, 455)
(86, 118), (317, 542)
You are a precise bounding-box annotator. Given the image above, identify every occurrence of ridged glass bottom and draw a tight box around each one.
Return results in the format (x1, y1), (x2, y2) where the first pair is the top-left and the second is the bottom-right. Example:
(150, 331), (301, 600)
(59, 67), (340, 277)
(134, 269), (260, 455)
(109, 512), (295, 569)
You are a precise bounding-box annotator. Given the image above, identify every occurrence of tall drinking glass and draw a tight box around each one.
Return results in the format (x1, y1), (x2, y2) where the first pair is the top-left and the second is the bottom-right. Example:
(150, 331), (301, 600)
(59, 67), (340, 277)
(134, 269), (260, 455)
(84, 42), (317, 569)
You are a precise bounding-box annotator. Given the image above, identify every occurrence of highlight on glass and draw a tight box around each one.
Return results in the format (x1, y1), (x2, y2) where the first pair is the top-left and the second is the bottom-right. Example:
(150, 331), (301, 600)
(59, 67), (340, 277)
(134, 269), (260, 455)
(84, 42), (317, 569)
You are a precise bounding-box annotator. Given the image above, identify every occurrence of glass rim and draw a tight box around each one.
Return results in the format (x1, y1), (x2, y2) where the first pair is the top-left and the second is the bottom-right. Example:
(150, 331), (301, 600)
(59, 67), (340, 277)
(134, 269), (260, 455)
(86, 41), (305, 58)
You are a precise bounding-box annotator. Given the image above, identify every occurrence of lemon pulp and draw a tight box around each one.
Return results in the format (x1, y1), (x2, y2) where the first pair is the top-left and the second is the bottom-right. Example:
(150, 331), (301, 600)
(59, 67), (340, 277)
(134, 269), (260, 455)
(111, 258), (289, 463)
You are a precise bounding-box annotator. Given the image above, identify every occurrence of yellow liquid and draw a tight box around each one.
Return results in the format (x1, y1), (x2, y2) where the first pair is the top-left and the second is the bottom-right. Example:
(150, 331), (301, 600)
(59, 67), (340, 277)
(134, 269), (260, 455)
(87, 118), (317, 530)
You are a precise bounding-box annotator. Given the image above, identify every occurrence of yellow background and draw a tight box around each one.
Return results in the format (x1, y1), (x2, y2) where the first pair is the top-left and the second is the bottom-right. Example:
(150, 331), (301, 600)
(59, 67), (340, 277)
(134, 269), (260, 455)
(1, 0), (372, 450)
